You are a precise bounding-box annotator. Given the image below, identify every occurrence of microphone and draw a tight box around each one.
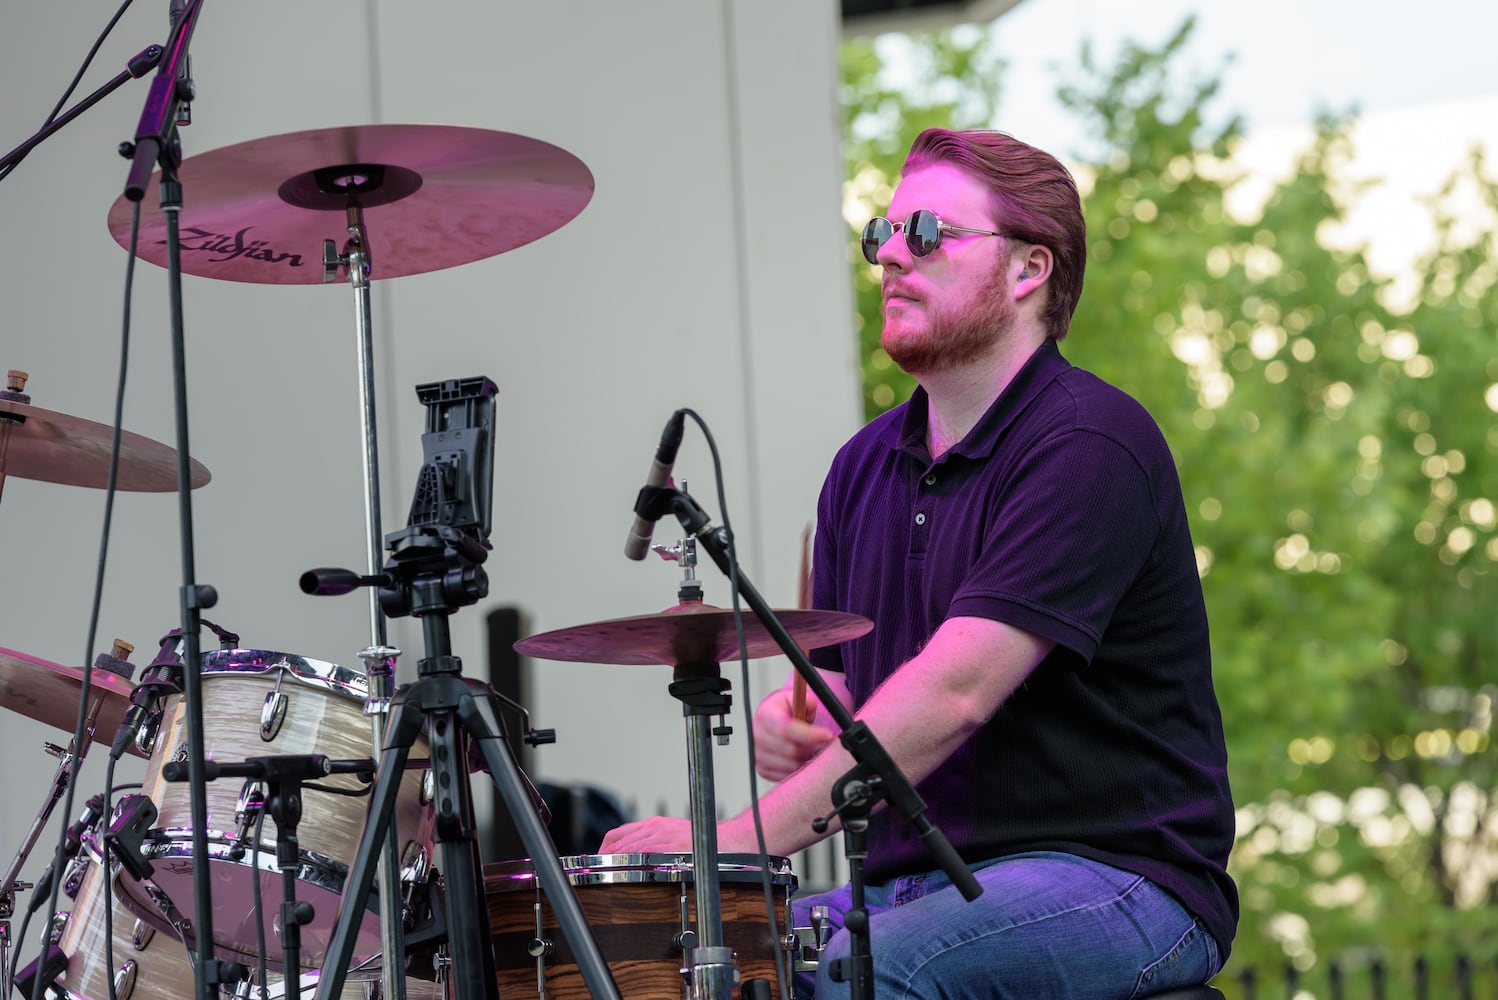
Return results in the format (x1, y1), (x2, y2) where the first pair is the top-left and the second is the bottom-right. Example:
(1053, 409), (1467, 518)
(29, 795), (105, 912)
(624, 410), (686, 561)
(109, 634), (184, 761)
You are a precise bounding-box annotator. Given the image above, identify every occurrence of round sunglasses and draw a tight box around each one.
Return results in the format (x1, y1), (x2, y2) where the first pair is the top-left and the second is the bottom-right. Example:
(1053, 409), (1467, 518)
(860, 209), (1006, 265)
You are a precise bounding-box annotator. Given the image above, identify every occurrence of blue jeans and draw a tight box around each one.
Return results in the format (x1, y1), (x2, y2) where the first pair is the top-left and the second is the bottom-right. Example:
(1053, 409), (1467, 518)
(791, 851), (1221, 999)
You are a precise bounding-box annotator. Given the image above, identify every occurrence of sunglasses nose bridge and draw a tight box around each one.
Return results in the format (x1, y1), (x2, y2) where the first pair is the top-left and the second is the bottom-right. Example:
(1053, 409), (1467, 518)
(875, 222), (916, 268)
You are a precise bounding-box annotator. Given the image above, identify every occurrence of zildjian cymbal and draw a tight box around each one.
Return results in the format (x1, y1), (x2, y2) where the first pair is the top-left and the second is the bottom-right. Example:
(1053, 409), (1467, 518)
(106, 124), (594, 284)
(513, 602), (873, 667)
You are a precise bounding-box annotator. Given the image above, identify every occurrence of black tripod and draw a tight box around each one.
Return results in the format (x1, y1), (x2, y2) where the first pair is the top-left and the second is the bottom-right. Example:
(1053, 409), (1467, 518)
(305, 377), (620, 1000)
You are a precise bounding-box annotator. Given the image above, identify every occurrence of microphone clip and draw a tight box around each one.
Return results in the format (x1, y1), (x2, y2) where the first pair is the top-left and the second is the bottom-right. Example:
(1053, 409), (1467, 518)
(632, 485), (712, 538)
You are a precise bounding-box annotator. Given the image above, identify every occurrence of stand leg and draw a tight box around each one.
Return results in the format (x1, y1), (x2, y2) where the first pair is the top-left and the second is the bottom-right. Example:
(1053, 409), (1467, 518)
(315, 698), (418, 1000)
(462, 682), (622, 1000)
(317, 670), (622, 1000)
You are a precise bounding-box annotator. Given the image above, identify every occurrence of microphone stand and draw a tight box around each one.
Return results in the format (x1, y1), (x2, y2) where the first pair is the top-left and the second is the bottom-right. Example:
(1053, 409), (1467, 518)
(119, 6), (226, 1000)
(160, 754), (375, 996)
(0, 45), (164, 175)
(634, 484), (984, 1000)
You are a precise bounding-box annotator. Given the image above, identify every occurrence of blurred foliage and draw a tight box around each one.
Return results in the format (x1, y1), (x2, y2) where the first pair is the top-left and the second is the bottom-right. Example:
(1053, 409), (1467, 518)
(840, 16), (1498, 993)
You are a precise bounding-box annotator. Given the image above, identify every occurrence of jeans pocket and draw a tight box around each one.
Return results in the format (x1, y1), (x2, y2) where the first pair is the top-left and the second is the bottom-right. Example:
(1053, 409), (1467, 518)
(1128, 919), (1218, 999)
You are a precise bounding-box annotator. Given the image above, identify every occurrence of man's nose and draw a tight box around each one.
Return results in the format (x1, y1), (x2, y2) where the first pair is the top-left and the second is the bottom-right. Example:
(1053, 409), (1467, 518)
(875, 230), (911, 271)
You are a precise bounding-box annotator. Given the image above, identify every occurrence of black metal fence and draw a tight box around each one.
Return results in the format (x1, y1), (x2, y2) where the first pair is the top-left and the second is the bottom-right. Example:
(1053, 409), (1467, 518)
(1216, 953), (1498, 999)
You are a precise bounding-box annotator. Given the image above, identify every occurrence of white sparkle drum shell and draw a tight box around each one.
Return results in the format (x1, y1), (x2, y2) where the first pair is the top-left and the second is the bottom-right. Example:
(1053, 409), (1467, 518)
(120, 649), (435, 970)
(484, 853), (797, 998)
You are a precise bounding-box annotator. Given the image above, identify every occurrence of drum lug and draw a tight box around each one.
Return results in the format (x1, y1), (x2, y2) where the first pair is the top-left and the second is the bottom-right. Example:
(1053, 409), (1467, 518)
(46, 908), (71, 946)
(131, 919), (156, 951)
(113, 958), (138, 1000)
(135, 709), (162, 757)
(61, 854), (90, 899)
(260, 689), (289, 741)
(400, 842), (431, 889)
(528, 899), (551, 991)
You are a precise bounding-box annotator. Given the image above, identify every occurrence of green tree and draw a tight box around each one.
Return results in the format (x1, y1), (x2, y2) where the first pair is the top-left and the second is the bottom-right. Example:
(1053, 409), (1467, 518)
(841, 17), (1498, 995)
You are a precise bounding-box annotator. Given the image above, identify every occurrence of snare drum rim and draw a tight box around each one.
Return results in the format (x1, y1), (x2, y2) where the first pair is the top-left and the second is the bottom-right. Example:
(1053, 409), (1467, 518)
(198, 648), (368, 700)
(483, 852), (797, 891)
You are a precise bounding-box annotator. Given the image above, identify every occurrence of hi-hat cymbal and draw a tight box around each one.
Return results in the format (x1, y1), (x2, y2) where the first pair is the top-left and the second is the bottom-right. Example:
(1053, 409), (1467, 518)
(0, 646), (142, 751)
(106, 124), (594, 284)
(0, 397), (211, 491)
(514, 603), (873, 667)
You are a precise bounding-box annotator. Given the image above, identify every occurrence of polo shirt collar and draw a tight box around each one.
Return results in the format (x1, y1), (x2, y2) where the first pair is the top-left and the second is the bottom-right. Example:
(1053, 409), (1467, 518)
(891, 339), (1072, 464)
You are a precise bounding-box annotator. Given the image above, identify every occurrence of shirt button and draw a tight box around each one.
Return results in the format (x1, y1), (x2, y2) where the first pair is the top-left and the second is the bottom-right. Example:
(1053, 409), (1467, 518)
(914, 512), (927, 525)
(924, 474), (937, 486)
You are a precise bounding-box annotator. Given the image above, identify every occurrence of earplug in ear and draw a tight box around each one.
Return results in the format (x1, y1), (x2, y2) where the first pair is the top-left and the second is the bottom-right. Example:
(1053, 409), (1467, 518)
(1018, 269), (1030, 280)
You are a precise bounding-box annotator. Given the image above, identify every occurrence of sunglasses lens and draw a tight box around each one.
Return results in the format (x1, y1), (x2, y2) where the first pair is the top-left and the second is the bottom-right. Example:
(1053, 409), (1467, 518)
(861, 218), (893, 264)
(906, 210), (941, 257)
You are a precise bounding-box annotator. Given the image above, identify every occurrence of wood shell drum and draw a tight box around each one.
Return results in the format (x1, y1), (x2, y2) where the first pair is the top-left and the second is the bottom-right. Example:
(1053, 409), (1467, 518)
(45, 846), (199, 1000)
(484, 853), (797, 998)
(42, 844), (441, 1000)
(115, 649), (435, 970)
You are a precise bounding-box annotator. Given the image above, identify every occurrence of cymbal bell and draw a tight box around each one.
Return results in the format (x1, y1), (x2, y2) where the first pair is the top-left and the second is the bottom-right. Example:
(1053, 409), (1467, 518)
(106, 124), (594, 284)
(0, 395), (211, 491)
(0, 646), (145, 754)
(513, 602), (873, 667)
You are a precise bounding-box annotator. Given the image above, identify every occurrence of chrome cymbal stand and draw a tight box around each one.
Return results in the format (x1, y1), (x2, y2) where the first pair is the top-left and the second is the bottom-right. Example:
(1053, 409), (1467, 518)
(322, 199), (406, 1000)
(0, 742), (86, 999)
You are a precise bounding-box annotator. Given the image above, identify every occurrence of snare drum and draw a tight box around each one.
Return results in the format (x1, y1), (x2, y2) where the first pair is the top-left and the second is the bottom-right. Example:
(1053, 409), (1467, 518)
(119, 648), (435, 969)
(485, 853), (796, 998)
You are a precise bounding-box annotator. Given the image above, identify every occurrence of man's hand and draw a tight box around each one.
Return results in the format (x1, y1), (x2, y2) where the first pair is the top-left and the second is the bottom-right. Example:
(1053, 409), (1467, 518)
(753, 687), (835, 781)
(598, 815), (693, 854)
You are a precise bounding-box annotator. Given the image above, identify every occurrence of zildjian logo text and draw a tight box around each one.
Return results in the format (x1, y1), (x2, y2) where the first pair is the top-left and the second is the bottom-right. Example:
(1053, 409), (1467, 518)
(172, 227), (305, 267)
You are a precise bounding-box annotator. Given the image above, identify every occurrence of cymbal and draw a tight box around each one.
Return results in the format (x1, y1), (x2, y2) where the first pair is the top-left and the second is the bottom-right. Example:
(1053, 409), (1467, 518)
(0, 397), (211, 491)
(106, 124), (594, 284)
(514, 603), (873, 666)
(0, 646), (142, 751)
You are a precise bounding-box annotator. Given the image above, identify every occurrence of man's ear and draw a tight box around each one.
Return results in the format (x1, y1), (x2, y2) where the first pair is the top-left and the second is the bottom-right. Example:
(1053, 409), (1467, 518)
(1015, 243), (1053, 290)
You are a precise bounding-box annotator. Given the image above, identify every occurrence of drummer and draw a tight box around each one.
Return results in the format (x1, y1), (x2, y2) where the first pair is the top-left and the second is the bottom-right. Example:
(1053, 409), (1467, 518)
(600, 127), (1237, 997)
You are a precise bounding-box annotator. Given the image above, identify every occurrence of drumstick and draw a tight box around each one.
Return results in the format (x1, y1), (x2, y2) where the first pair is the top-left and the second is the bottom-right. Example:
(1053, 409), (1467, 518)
(791, 523), (815, 723)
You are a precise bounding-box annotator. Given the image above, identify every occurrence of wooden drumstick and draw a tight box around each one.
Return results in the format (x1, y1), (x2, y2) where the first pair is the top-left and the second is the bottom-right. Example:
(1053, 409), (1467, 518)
(791, 523), (815, 723)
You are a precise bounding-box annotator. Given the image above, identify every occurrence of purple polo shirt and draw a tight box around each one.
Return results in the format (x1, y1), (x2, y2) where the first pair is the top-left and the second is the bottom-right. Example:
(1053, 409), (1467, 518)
(809, 339), (1238, 956)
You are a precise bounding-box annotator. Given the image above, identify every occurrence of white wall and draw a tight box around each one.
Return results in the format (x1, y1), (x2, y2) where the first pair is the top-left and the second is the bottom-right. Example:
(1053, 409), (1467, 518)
(0, 0), (861, 904)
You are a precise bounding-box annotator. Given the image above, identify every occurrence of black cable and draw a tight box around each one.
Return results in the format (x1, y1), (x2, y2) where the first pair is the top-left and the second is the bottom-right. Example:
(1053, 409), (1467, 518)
(252, 806), (270, 1000)
(5, 905), (36, 997)
(27, 198), (140, 1000)
(102, 752), (123, 1000)
(0, 0), (136, 183)
(678, 408), (793, 1000)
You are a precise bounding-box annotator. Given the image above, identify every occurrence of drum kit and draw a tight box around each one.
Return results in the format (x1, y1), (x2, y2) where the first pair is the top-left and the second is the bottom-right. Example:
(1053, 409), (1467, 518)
(0, 56), (875, 1000)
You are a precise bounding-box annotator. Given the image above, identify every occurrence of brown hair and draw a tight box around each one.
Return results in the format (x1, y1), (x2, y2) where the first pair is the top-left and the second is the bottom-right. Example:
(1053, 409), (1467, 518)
(904, 128), (1086, 339)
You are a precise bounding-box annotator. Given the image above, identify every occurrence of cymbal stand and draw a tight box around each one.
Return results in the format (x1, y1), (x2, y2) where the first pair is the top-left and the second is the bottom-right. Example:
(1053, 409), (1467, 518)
(0, 739), (91, 999)
(323, 198), (408, 1000)
(633, 483), (988, 1000)
(650, 538), (738, 1000)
